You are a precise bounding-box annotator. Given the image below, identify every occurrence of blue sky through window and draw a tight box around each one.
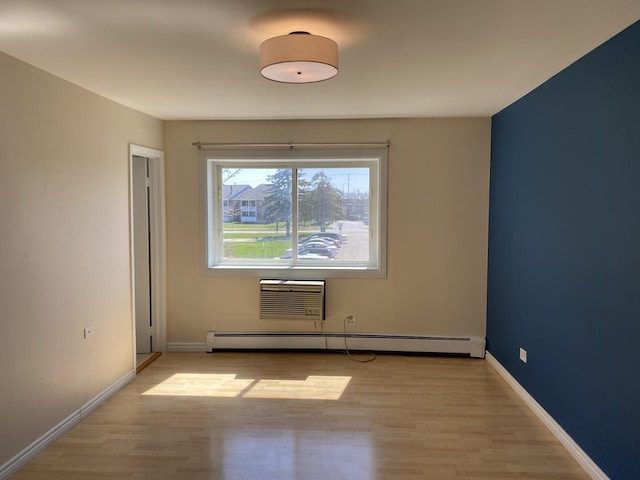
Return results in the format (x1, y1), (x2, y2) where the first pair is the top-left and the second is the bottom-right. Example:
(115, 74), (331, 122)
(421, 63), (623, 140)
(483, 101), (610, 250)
(225, 168), (369, 195)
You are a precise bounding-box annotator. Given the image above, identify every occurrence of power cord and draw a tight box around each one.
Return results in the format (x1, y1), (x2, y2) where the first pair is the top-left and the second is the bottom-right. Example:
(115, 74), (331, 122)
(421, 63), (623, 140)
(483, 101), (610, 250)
(342, 315), (376, 363)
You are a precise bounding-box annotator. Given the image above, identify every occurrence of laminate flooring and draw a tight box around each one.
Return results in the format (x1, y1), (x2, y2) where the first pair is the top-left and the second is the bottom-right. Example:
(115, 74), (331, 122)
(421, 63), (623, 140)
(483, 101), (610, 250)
(136, 352), (162, 374)
(12, 352), (589, 479)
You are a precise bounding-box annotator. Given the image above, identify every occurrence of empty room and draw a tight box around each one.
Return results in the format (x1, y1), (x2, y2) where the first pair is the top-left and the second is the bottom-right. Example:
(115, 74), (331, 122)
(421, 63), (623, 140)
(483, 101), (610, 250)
(1, 1), (638, 479)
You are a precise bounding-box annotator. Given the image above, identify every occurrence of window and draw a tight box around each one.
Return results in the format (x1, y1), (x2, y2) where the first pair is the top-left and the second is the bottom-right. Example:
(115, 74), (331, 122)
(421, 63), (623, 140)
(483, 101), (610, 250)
(201, 149), (387, 278)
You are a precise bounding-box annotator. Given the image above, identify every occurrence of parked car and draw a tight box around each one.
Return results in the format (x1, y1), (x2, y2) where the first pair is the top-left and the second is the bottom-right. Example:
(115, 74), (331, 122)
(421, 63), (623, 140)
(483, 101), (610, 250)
(281, 245), (337, 259)
(298, 251), (335, 261)
(299, 241), (338, 258)
(278, 251), (328, 260)
(305, 232), (347, 244)
(299, 237), (339, 249)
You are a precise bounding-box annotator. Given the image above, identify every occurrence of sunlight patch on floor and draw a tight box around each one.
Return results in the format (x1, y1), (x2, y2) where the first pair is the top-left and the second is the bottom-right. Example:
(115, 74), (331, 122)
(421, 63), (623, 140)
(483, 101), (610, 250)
(142, 373), (352, 400)
(244, 376), (352, 400)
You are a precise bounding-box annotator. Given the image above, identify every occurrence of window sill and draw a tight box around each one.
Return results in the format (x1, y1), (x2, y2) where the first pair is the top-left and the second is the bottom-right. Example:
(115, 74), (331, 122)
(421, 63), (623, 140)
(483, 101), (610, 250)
(202, 264), (386, 279)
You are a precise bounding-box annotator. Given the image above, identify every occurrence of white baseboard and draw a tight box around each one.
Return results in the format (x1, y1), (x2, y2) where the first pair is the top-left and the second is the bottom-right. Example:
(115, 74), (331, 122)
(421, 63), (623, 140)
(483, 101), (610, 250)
(0, 370), (135, 480)
(201, 332), (486, 358)
(485, 352), (608, 480)
(167, 342), (208, 352)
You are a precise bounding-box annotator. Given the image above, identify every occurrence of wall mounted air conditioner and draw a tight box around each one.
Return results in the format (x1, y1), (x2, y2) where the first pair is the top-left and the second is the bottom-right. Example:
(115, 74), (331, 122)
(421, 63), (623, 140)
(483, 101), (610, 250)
(259, 279), (325, 321)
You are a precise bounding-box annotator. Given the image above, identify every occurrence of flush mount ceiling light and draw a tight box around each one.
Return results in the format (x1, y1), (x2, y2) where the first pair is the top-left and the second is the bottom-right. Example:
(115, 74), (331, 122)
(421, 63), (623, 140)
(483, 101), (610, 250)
(260, 31), (338, 83)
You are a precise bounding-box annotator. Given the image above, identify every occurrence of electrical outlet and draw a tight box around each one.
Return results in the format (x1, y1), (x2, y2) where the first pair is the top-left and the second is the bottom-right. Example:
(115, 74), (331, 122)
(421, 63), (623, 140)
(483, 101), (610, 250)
(519, 347), (527, 363)
(345, 314), (357, 327)
(84, 326), (94, 339)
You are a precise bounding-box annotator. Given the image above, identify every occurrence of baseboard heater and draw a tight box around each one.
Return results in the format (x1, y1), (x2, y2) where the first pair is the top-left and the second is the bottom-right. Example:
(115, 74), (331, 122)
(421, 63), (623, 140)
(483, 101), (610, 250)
(206, 331), (485, 358)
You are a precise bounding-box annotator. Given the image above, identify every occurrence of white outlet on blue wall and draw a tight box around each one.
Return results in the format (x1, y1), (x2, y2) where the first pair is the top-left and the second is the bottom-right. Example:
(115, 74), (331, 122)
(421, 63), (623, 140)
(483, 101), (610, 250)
(519, 347), (527, 363)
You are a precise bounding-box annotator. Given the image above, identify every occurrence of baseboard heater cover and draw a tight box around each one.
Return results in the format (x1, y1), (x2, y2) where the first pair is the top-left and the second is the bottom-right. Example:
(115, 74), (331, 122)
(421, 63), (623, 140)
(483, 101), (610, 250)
(206, 331), (485, 358)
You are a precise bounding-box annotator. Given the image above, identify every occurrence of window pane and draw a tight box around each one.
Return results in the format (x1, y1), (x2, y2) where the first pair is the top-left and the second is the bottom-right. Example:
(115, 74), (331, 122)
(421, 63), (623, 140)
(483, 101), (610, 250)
(221, 168), (292, 261)
(205, 150), (385, 276)
(297, 167), (370, 262)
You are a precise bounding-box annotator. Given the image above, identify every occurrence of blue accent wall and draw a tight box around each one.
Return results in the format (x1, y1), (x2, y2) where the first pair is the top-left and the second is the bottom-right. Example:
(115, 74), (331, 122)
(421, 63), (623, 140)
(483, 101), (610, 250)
(487, 20), (640, 479)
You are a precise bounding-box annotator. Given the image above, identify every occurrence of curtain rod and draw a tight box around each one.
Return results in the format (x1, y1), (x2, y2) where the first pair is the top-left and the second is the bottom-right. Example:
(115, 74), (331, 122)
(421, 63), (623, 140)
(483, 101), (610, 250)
(192, 141), (390, 150)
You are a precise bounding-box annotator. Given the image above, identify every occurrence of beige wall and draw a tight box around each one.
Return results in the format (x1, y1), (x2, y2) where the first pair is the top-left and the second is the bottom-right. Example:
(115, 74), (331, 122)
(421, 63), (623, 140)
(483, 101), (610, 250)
(0, 53), (162, 466)
(164, 118), (491, 344)
(0, 51), (490, 469)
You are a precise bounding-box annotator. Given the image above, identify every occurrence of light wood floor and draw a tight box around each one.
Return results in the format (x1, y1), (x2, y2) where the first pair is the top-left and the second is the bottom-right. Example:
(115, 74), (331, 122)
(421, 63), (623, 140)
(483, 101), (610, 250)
(12, 352), (589, 480)
(136, 352), (162, 373)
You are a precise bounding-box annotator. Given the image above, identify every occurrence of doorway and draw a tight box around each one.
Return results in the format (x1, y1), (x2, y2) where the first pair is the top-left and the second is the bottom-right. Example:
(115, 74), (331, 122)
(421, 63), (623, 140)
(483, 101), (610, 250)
(129, 145), (166, 371)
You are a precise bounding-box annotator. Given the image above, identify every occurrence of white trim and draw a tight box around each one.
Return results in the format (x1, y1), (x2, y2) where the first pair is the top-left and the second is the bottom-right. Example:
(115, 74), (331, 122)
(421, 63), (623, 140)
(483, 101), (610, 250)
(0, 371), (135, 480)
(485, 352), (609, 480)
(199, 148), (388, 279)
(129, 144), (167, 362)
(167, 343), (209, 352)
(148, 150), (168, 352)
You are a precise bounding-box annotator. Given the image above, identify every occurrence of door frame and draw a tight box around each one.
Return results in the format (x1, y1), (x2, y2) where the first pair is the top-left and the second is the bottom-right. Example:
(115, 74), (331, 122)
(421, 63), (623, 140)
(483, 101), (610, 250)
(129, 144), (167, 367)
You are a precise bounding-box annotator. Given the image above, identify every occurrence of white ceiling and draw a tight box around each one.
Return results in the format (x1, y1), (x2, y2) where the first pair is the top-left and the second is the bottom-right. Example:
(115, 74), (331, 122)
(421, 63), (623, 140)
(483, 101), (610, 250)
(1, 0), (638, 120)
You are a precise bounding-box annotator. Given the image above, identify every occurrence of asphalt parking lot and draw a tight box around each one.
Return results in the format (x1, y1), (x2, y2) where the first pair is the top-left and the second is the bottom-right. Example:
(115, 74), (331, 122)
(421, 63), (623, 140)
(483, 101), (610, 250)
(329, 220), (369, 261)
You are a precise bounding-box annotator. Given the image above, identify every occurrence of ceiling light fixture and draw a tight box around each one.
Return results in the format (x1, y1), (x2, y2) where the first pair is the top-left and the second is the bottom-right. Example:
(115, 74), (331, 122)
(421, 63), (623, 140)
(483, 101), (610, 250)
(259, 31), (338, 84)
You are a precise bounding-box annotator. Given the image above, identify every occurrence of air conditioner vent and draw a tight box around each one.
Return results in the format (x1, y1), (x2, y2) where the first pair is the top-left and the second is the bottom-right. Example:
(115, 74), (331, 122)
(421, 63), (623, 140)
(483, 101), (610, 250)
(259, 279), (325, 320)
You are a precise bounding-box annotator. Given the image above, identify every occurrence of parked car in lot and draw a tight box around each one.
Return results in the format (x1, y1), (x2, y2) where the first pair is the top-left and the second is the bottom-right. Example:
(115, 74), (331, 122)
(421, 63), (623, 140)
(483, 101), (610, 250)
(300, 241), (338, 258)
(300, 238), (338, 249)
(305, 232), (347, 245)
(278, 251), (330, 260)
(281, 244), (337, 259)
(299, 237), (339, 249)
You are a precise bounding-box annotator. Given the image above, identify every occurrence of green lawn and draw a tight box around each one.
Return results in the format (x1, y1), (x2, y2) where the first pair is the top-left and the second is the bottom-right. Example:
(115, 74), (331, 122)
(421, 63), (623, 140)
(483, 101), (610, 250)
(223, 222), (280, 231)
(223, 221), (336, 234)
(224, 232), (285, 240)
(225, 239), (291, 259)
(222, 221), (338, 257)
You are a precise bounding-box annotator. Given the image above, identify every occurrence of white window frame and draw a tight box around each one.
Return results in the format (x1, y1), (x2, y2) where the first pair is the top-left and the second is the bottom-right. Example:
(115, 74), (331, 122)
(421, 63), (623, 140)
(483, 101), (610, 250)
(199, 148), (387, 279)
